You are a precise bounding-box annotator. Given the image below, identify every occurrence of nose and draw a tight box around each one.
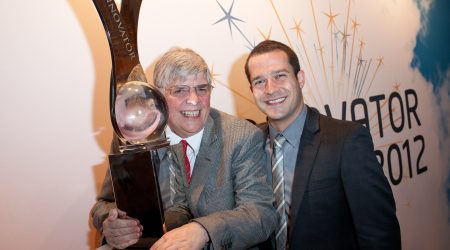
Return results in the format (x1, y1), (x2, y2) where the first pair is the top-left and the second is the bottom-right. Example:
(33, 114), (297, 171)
(186, 87), (199, 105)
(264, 78), (277, 94)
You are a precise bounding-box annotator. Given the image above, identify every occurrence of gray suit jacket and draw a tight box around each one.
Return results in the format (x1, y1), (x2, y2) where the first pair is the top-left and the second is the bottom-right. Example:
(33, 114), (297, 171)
(165, 108), (277, 250)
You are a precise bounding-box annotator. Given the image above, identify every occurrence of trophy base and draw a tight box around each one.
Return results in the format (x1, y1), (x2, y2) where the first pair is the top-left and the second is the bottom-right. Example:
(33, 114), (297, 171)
(118, 138), (169, 153)
(109, 148), (164, 238)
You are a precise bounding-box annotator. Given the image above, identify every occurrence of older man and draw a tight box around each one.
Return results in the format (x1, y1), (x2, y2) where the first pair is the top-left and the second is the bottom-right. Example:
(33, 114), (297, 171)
(91, 48), (276, 250)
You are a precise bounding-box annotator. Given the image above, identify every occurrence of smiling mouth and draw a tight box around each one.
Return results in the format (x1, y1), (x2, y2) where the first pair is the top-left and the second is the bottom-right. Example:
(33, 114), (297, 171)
(181, 110), (200, 117)
(266, 97), (286, 105)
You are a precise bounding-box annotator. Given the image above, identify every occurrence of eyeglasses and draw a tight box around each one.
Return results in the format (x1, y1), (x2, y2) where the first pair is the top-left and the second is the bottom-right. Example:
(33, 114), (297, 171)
(165, 84), (213, 98)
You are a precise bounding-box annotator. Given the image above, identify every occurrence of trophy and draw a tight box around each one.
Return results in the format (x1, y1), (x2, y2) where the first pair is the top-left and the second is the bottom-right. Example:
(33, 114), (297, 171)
(92, 0), (168, 238)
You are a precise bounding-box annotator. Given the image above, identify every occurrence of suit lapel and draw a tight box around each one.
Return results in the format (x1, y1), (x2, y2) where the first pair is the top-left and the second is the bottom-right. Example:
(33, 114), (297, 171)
(289, 107), (321, 238)
(186, 114), (219, 215)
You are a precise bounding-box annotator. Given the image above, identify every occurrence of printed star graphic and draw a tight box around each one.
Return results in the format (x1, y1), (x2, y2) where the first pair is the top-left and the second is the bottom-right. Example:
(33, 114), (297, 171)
(318, 46), (325, 56)
(393, 82), (400, 91)
(334, 30), (340, 39)
(257, 27), (272, 40)
(214, 0), (244, 37)
(357, 56), (365, 65)
(359, 39), (366, 50)
(340, 30), (351, 46)
(351, 18), (360, 31)
(210, 65), (220, 84)
(377, 56), (384, 66)
(323, 6), (339, 29)
(213, 0), (253, 48)
(291, 19), (304, 36)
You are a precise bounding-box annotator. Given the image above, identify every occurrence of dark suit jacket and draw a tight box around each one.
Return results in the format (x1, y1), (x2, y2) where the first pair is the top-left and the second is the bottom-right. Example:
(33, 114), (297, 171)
(264, 106), (401, 250)
(165, 108), (277, 250)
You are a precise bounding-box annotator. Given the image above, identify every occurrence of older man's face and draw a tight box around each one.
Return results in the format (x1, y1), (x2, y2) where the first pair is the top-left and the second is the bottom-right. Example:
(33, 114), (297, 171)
(163, 72), (211, 138)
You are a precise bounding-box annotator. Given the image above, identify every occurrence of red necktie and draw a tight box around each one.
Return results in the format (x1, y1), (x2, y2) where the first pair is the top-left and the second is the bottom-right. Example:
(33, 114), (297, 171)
(180, 140), (191, 184)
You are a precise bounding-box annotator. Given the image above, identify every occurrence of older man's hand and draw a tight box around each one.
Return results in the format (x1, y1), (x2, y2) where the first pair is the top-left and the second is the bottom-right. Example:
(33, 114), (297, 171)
(102, 208), (143, 249)
(150, 222), (209, 250)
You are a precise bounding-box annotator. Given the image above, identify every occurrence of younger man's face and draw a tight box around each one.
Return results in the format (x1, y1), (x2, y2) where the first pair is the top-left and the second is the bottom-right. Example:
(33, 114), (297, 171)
(248, 50), (305, 131)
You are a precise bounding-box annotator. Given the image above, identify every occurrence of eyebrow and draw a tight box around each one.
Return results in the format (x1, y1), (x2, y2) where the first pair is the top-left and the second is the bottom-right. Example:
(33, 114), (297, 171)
(273, 69), (290, 75)
(251, 69), (290, 82)
(170, 82), (209, 88)
(250, 75), (263, 82)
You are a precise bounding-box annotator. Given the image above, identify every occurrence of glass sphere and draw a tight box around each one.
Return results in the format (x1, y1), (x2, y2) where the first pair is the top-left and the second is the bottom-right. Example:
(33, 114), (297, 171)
(114, 81), (167, 144)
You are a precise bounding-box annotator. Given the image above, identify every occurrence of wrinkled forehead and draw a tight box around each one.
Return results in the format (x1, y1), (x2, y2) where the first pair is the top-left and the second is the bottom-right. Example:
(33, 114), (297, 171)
(170, 71), (209, 86)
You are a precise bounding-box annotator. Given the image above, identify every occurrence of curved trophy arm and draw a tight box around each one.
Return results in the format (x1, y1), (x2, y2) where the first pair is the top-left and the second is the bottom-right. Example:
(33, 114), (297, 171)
(92, 0), (167, 147)
(92, 0), (144, 85)
(120, 0), (143, 55)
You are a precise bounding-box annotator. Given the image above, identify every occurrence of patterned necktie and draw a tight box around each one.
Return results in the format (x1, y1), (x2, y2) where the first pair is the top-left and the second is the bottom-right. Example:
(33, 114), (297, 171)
(165, 149), (176, 204)
(180, 140), (191, 184)
(272, 134), (287, 250)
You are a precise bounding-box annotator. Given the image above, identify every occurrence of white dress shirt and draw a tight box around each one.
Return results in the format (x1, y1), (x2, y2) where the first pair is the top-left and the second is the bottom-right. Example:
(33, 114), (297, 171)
(165, 126), (204, 175)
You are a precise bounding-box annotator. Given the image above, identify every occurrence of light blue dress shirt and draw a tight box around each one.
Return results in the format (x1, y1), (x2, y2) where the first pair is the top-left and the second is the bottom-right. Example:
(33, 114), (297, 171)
(266, 106), (307, 222)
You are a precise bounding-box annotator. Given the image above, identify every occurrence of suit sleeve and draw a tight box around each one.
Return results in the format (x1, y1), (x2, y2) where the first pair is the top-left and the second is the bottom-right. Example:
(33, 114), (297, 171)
(341, 125), (401, 249)
(192, 129), (277, 249)
(90, 137), (120, 232)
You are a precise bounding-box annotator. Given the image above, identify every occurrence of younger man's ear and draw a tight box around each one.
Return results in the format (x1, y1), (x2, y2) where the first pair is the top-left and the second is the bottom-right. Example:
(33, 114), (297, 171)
(297, 70), (305, 88)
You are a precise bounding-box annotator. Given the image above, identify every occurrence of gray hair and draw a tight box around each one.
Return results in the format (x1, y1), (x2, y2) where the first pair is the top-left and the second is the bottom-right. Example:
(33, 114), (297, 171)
(153, 47), (211, 89)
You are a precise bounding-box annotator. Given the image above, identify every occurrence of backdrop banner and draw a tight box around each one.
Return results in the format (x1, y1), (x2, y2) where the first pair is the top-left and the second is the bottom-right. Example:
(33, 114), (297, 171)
(134, 1), (449, 249)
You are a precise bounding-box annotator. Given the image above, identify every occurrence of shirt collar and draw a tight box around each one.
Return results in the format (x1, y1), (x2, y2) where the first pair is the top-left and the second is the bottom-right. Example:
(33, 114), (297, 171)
(269, 105), (308, 147)
(165, 126), (204, 155)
